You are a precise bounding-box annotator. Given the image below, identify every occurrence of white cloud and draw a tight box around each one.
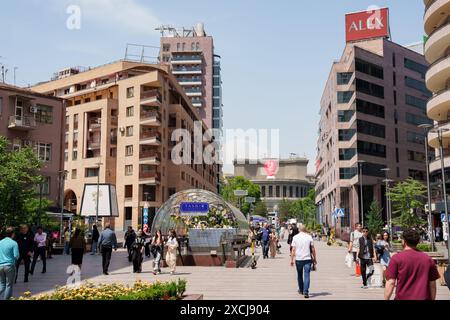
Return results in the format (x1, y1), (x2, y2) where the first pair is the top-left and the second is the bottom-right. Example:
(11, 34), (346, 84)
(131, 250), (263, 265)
(57, 0), (162, 35)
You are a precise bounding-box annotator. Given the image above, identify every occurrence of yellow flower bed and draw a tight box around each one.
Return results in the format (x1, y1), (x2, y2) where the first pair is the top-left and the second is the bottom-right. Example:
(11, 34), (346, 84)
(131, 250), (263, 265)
(17, 279), (186, 300)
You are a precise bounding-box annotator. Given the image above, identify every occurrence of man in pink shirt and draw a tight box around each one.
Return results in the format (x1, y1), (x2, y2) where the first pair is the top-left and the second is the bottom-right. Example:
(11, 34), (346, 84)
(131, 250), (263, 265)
(384, 229), (440, 300)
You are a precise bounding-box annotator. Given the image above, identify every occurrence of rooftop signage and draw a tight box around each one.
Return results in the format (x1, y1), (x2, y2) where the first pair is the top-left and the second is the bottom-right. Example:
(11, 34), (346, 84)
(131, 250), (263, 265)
(345, 7), (390, 42)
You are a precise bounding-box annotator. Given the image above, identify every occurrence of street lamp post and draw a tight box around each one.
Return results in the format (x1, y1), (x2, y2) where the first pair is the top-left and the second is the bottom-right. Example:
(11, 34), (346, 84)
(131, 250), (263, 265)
(431, 127), (450, 260)
(59, 170), (68, 244)
(419, 124), (435, 251)
(95, 162), (103, 228)
(357, 160), (366, 226)
(381, 168), (392, 235)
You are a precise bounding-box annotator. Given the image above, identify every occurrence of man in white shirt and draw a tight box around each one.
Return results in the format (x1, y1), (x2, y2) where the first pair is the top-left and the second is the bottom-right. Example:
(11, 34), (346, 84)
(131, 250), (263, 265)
(348, 223), (363, 264)
(30, 226), (47, 274)
(290, 225), (317, 299)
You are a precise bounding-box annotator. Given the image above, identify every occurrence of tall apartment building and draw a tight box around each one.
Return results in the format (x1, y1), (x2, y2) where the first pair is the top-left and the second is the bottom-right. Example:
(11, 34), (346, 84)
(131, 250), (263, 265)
(424, 0), (450, 230)
(158, 23), (223, 131)
(0, 83), (64, 205)
(31, 61), (218, 231)
(315, 9), (432, 240)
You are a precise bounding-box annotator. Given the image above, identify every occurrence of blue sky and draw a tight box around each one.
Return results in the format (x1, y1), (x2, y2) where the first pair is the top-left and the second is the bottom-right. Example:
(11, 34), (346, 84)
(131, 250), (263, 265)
(0, 0), (425, 174)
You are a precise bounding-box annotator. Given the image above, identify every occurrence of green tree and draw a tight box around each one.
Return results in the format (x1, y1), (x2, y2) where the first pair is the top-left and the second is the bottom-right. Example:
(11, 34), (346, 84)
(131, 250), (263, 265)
(278, 199), (294, 222)
(366, 200), (384, 239)
(387, 178), (427, 229)
(253, 201), (268, 217)
(220, 176), (261, 214)
(0, 136), (47, 230)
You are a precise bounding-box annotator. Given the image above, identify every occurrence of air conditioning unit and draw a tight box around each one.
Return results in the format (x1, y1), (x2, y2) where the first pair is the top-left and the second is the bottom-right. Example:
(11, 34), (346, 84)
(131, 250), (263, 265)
(30, 106), (38, 113)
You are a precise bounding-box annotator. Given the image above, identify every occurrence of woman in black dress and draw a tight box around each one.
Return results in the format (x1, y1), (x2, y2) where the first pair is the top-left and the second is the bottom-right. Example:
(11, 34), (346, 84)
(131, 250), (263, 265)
(70, 228), (86, 270)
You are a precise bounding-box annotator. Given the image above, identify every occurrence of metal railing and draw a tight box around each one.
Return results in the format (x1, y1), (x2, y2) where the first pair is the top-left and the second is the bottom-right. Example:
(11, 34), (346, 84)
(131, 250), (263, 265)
(8, 116), (36, 128)
(139, 150), (161, 160)
(141, 90), (162, 102)
(139, 171), (161, 180)
(140, 131), (161, 140)
(140, 110), (161, 120)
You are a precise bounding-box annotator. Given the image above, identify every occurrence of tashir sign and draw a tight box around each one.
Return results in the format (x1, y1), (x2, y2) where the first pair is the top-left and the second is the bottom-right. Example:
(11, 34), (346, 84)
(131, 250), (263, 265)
(345, 7), (390, 42)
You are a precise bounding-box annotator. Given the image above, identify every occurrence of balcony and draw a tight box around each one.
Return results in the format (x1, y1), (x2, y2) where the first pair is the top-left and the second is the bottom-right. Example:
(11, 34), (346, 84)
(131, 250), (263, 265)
(171, 55), (202, 65)
(425, 22), (450, 64)
(177, 76), (202, 86)
(139, 150), (161, 165)
(430, 154), (450, 173)
(140, 131), (161, 146)
(139, 171), (161, 184)
(426, 54), (450, 92)
(184, 87), (202, 97)
(87, 140), (101, 150)
(424, 0), (450, 36)
(88, 118), (101, 131)
(140, 110), (161, 126)
(8, 116), (36, 131)
(140, 90), (162, 106)
(172, 66), (202, 75)
(427, 87), (450, 121)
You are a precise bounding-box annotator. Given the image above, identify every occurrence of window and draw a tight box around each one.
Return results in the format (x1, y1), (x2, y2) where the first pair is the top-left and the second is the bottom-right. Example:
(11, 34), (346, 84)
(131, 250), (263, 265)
(356, 99), (384, 118)
(96, 95), (102, 100)
(125, 207), (132, 221)
(126, 126), (133, 137)
(213, 88), (220, 97)
(37, 177), (51, 195)
(337, 72), (353, 85)
(125, 165), (133, 176)
(355, 58), (384, 79)
(37, 143), (51, 162)
(393, 72), (396, 86)
(394, 110), (399, 125)
(340, 167), (357, 180)
(393, 90), (397, 105)
(71, 169), (77, 179)
(357, 120), (385, 138)
(338, 110), (355, 122)
(409, 169), (426, 181)
(85, 167), (99, 177)
(407, 131), (425, 145)
(64, 150), (68, 162)
(269, 186), (273, 197)
(405, 77), (431, 97)
(356, 78), (384, 99)
(337, 91), (354, 103)
(396, 148), (399, 163)
(357, 140), (386, 158)
(408, 150), (426, 162)
(181, 172), (185, 181)
(125, 145), (133, 156)
(125, 185), (133, 199)
(405, 95), (427, 114)
(283, 186), (287, 197)
(339, 148), (357, 161)
(72, 150), (78, 160)
(404, 58), (427, 78)
(126, 87), (134, 98)
(392, 53), (396, 67)
(261, 186), (266, 197)
(110, 147), (117, 157)
(406, 113), (433, 126)
(339, 129), (356, 141)
(126, 106), (134, 117)
(276, 186), (280, 197)
(397, 167), (400, 178)
(362, 163), (386, 178)
(0, 97), (3, 115)
(395, 128), (399, 144)
(163, 44), (170, 52)
(191, 42), (195, 51)
(169, 188), (176, 197)
(35, 105), (53, 124)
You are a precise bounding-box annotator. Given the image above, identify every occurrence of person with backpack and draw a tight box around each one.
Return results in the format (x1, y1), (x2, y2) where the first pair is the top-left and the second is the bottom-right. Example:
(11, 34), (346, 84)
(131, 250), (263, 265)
(151, 230), (164, 275)
(131, 230), (146, 273)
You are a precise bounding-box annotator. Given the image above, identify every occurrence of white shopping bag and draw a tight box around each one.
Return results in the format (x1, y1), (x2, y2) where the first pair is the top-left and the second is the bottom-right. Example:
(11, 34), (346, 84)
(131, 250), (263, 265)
(368, 263), (383, 288)
(345, 253), (353, 268)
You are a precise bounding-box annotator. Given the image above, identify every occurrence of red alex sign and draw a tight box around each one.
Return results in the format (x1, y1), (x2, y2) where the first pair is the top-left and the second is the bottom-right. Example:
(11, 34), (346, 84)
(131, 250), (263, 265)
(345, 8), (390, 42)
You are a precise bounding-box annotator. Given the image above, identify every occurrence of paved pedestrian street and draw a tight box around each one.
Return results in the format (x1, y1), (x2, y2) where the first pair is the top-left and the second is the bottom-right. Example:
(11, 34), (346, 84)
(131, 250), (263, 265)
(12, 240), (450, 300)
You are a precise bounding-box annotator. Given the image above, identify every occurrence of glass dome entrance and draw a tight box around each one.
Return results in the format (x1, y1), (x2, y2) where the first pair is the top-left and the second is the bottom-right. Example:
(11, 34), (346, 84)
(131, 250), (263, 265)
(151, 189), (249, 236)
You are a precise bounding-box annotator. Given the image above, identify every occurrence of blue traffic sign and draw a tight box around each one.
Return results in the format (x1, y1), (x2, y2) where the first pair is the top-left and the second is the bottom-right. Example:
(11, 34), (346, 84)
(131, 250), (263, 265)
(441, 213), (450, 222)
(180, 202), (209, 214)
